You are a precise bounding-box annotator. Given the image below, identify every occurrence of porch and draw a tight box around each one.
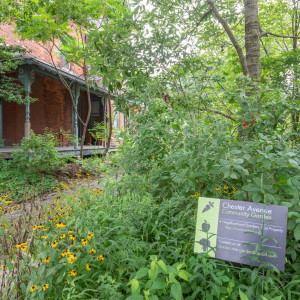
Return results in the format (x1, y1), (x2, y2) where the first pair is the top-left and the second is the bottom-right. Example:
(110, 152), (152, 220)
(0, 145), (117, 159)
(0, 55), (109, 149)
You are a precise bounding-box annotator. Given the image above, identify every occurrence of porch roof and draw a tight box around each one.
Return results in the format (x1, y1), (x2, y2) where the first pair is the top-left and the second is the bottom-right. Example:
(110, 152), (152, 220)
(18, 55), (113, 98)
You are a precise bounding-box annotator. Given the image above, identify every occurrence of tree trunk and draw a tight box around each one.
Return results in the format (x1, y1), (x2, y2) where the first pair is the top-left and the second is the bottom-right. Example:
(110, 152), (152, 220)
(291, 0), (299, 133)
(244, 0), (261, 81)
(105, 91), (112, 155)
(80, 64), (91, 158)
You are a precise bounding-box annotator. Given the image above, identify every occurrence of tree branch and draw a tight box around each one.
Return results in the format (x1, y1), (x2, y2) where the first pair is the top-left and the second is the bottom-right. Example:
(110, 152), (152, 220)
(189, 105), (236, 121)
(260, 31), (300, 39)
(206, 0), (248, 76)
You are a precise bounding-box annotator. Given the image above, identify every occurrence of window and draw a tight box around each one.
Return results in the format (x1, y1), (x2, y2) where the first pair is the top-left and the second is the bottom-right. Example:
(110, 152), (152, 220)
(61, 54), (71, 71)
(113, 111), (120, 128)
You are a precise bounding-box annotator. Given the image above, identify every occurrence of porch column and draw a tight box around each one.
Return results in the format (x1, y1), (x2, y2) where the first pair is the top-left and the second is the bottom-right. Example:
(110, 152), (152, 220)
(71, 85), (80, 149)
(18, 66), (35, 139)
(103, 95), (107, 148)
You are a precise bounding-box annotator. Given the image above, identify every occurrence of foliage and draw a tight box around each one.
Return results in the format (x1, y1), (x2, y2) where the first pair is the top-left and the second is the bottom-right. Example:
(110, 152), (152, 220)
(1, 0), (300, 299)
(0, 131), (64, 200)
(0, 39), (35, 104)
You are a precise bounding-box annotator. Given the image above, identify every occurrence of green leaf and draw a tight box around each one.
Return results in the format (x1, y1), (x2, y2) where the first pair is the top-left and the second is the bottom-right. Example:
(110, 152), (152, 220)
(239, 290), (249, 300)
(135, 268), (149, 279)
(172, 124), (181, 131)
(171, 282), (182, 300)
(157, 260), (167, 273)
(151, 277), (166, 290)
(294, 223), (300, 240)
(288, 159), (299, 168)
(178, 270), (191, 281)
(130, 279), (139, 293)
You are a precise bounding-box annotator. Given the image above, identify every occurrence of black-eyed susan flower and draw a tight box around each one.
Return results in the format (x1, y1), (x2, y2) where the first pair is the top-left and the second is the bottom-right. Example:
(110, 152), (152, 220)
(51, 240), (58, 248)
(224, 185), (228, 190)
(42, 283), (49, 291)
(21, 244), (27, 251)
(67, 254), (77, 264)
(16, 242), (27, 251)
(81, 239), (87, 246)
(61, 251), (69, 257)
(41, 235), (48, 239)
(97, 254), (105, 261)
(1, 265), (6, 270)
(56, 222), (66, 228)
(69, 234), (75, 240)
(87, 232), (94, 240)
(69, 269), (77, 276)
(32, 225), (38, 231)
(89, 249), (96, 254)
(59, 234), (66, 240)
(44, 256), (50, 263)
(86, 264), (91, 271)
(30, 285), (37, 292)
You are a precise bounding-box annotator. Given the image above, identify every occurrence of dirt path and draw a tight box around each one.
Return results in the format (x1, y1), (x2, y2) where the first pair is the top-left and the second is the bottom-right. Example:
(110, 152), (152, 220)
(0, 176), (105, 290)
(5, 175), (104, 220)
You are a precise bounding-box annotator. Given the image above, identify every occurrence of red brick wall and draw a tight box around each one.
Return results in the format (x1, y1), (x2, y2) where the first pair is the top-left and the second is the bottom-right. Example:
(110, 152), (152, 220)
(3, 74), (73, 146)
(0, 24), (81, 75)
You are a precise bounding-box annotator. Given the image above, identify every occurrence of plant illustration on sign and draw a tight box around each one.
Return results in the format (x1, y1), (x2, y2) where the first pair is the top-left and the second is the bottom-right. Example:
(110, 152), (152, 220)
(199, 238), (211, 252)
(202, 220), (210, 232)
(202, 201), (214, 213)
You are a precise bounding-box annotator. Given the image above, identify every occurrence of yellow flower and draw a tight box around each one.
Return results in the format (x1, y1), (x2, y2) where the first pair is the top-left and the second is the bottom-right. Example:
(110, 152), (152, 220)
(89, 249), (96, 254)
(67, 254), (77, 264)
(30, 285), (37, 292)
(59, 234), (66, 240)
(41, 235), (48, 239)
(97, 254), (105, 261)
(81, 239), (87, 246)
(16, 242), (27, 251)
(64, 280), (68, 284)
(21, 244), (27, 251)
(44, 256), (50, 263)
(69, 234), (76, 240)
(68, 230), (74, 234)
(224, 185), (228, 190)
(51, 240), (58, 248)
(1, 265), (6, 270)
(42, 283), (49, 291)
(86, 264), (91, 271)
(215, 187), (220, 191)
(56, 222), (66, 228)
(69, 269), (77, 276)
(87, 232), (94, 240)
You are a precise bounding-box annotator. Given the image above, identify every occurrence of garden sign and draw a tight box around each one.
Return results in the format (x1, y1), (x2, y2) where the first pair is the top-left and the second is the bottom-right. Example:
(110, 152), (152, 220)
(194, 197), (288, 270)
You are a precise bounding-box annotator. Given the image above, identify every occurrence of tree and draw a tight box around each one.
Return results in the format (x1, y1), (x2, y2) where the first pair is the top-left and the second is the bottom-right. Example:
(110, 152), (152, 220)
(0, 39), (35, 104)
(4, 0), (132, 157)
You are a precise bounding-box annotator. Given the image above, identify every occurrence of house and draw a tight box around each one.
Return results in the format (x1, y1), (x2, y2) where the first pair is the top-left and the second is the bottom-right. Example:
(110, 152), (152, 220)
(0, 24), (124, 157)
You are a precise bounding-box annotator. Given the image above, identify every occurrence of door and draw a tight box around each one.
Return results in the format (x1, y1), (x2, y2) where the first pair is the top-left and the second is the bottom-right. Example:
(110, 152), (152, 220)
(89, 98), (103, 145)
